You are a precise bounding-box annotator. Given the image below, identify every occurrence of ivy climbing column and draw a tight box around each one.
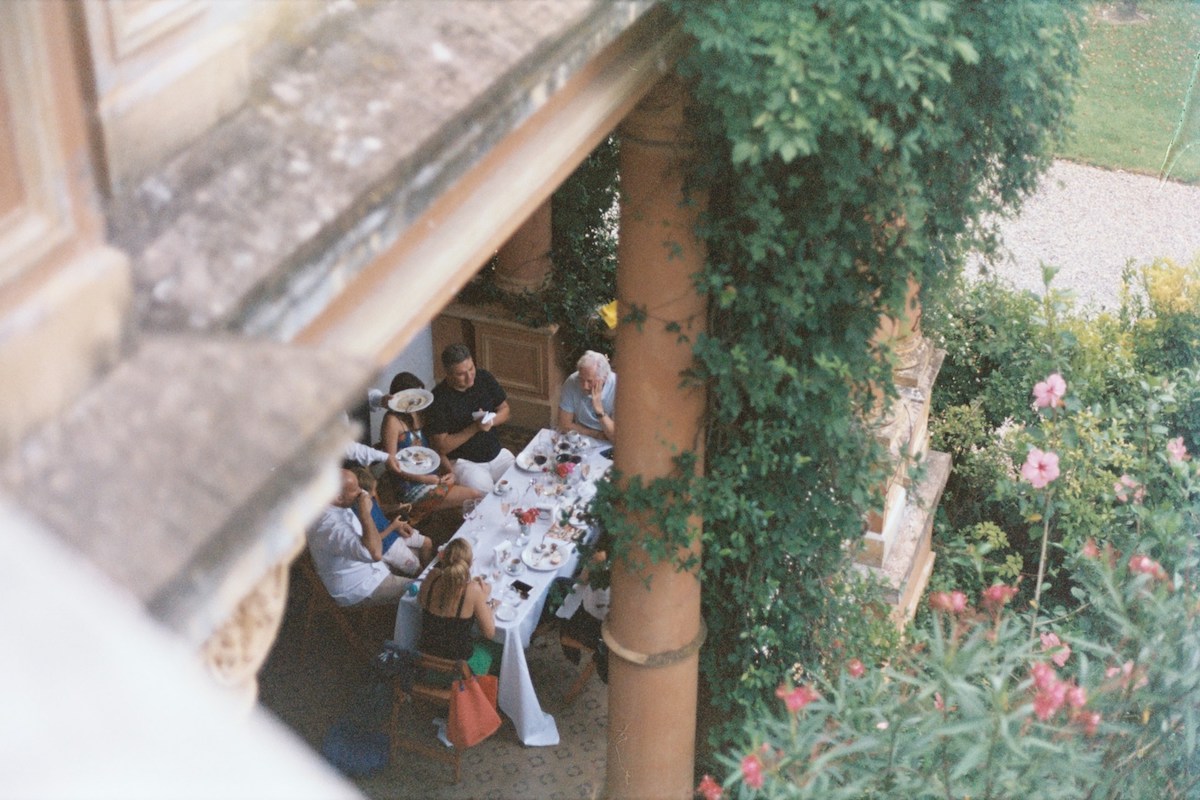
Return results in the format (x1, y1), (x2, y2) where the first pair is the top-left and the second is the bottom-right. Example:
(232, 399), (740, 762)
(605, 74), (707, 800)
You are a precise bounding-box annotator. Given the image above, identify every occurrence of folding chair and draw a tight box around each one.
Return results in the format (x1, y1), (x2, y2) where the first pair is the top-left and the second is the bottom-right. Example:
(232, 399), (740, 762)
(559, 632), (598, 704)
(296, 550), (389, 661)
(389, 653), (472, 784)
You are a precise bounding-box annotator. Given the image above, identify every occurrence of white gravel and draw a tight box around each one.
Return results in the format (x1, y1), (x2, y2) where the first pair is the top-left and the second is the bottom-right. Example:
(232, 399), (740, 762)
(966, 160), (1200, 312)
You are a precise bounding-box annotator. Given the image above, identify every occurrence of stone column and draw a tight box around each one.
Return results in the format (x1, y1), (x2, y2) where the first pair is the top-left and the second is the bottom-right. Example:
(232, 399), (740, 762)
(605, 74), (706, 800)
(493, 199), (553, 295)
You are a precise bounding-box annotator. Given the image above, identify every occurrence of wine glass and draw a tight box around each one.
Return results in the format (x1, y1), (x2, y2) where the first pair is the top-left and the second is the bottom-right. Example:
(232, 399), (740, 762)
(462, 498), (479, 535)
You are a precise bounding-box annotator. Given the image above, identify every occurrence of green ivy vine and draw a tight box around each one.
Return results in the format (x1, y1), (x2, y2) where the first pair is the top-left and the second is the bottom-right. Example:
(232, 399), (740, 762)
(590, 0), (1087, 763)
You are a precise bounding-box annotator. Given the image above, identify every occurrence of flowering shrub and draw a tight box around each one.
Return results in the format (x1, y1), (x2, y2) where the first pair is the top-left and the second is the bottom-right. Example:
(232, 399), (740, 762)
(704, 364), (1200, 798)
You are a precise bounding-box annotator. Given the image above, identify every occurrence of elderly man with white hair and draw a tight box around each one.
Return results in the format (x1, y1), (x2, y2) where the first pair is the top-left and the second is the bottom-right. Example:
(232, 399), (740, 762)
(557, 350), (616, 441)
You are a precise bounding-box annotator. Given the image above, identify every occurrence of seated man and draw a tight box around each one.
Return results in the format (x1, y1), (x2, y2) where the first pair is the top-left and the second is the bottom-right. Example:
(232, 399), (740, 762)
(425, 343), (515, 493)
(308, 468), (416, 606)
(557, 350), (616, 441)
(349, 465), (432, 576)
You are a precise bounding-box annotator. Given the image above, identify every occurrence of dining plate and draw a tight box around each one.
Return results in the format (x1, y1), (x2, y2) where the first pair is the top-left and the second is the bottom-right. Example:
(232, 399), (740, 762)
(495, 604), (517, 622)
(522, 544), (565, 571)
(515, 449), (551, 472)
(396, 446), (440, 475)
(387, 388), (433, 413)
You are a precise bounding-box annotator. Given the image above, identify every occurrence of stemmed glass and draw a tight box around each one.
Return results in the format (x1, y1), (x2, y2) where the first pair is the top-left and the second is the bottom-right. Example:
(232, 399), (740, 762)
(462, 498), (479, 540)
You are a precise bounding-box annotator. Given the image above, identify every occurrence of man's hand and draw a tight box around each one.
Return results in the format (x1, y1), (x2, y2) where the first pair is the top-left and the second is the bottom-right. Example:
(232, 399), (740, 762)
(355, 489), (373, 514)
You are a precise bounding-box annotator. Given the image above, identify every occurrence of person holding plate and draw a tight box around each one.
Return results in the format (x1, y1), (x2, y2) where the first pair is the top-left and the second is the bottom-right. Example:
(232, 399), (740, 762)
(557, 350), (616, 441)
(376, 371), (481, 522)
(426, 344), (515, 493)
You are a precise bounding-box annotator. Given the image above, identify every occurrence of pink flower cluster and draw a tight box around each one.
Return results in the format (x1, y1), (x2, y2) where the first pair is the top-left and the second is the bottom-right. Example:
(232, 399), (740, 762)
(1113, 474), (1145, 504)
(696, 774), (723, 800)
(1032, 372), (1067, 409)
(775, 683), (821, 713)
(1128, 553), (1170, 586)
(1039, 631), (1071, 668)
(1029, 660), (1093, 734)
(1021, 447), (1060, 489)
(1167, 436), (1190, 463)
(846, 658), (866, 679)
(740, 754), (763, 790)
(737, 744), (780, 791)
(982, 583), (1019, 611)
(555, 461), (576, 479)
(928, 590), (967, 614)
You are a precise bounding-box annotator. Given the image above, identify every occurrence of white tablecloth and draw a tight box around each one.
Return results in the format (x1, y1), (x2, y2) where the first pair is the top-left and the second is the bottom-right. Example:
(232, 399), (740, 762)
(393, 428), (610, 746)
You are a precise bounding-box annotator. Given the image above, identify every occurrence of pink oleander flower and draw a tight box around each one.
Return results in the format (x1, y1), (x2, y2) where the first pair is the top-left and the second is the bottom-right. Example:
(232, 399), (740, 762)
(1105, 660), (1149, 691)
(1067, 685), (1087, 709)
(1168, 436), (1189, 463)
(929, 590), (968, 614)
(933, 692), (945, 711)
(1129, 553), (1170, 584)
(1031, 661), (1058, 692)
(982, 583), (1019, 610)
(775, 684), (821, 713)
(1033, 684), (1066, 721)
(1021, 448), (1060, 489)
(1081, 538), (1100, 559)
(1114, 474), (1145, 504)
(1079, 710), (1101, 736)
(696, 774), (723, 800)
(847, 658), (866, 679)
(1032, 373), (1067, 409)
(740, 754), (764, 790)
(1040, 632), (1071, 667)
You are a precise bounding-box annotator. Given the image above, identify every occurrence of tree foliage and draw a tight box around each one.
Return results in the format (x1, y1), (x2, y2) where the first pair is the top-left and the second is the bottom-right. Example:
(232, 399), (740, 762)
(595, 0), (1087, 758)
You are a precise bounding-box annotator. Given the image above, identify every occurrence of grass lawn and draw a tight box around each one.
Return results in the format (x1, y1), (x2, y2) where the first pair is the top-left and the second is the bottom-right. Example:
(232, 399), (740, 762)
(1061, 1), (1200, 184)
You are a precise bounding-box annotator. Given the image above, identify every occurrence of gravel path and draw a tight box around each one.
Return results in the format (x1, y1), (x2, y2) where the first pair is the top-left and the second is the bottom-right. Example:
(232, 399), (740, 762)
(966, 160), (1200, 311)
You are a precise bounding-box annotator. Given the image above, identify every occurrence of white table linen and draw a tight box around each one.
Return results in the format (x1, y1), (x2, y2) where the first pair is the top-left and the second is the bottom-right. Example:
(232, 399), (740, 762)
(393, 428), (610, 746)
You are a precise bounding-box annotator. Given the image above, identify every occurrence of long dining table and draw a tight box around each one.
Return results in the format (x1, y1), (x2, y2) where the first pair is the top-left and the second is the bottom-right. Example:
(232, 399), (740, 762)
(392, 428), (611, 746)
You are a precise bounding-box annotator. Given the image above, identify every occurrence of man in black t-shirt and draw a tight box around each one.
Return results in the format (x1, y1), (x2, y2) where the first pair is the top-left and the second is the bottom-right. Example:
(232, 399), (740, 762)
(425, 343), (516, 493)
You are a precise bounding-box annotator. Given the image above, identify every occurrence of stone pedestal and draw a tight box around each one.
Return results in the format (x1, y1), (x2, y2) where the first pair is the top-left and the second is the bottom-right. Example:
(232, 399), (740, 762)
(854, 330), (948, 623)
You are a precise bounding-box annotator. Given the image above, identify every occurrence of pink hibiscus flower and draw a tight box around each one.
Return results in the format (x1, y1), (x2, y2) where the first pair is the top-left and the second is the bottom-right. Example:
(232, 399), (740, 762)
(1021, 448), (1060, 489)
(1032, 373), (1067, 409)
(1167, 436), (1189, 463)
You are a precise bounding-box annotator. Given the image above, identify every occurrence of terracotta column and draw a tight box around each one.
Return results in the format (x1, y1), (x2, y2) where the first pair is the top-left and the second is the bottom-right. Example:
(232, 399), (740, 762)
(493, 198), (553, 294)
(605, 74), (706, 800)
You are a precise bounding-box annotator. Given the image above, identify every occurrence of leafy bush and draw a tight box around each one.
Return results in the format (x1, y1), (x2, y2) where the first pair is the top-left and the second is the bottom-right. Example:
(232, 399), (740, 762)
(924, 258), (1200, 605)
(702, 364), (1200, 799)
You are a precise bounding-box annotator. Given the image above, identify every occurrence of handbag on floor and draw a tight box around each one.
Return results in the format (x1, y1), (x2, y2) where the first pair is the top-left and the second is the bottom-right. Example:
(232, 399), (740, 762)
(447, 668), (501, 748)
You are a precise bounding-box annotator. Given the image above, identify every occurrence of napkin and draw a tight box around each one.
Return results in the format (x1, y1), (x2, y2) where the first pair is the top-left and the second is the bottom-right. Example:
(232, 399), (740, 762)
(492, 540), (512, 566)
(472, 410), (497, 425)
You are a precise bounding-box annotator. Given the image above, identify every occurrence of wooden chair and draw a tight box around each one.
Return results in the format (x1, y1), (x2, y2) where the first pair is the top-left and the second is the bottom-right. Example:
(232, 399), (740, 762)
(389, 653), (471, 784)
(296, 550), (388, 662)
(559, 632), (597, 704)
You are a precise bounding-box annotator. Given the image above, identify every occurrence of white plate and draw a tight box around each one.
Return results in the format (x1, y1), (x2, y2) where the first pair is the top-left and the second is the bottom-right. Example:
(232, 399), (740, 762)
(495, 604), (517, 622)
(522, 544), (565, 571)
(396, 446), (440, 474)
(515, 449), (551, 473)
(388, 388), (433, 413)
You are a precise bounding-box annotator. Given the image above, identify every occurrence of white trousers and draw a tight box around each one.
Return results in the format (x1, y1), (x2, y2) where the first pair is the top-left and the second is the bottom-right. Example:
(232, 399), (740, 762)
(453, 448), (516, 493)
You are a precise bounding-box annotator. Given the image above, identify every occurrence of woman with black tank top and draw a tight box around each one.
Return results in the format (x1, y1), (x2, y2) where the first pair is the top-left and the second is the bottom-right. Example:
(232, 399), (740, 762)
(417, 538), (501, 675)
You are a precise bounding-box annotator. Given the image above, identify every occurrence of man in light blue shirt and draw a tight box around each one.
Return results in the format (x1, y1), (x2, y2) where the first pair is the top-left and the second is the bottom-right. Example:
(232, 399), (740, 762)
(557, 350), (616, 441)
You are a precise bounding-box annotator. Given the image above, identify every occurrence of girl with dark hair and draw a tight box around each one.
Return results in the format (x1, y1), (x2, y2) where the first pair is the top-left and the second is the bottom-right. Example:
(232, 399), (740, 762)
(376, 372), (481, 521)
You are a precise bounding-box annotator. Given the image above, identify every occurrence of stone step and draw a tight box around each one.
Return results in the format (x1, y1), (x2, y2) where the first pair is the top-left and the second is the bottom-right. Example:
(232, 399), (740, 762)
(854, 449), (951, 624)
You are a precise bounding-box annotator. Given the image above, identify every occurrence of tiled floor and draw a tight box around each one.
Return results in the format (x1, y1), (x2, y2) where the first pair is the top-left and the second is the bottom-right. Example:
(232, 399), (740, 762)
(259, 427), (610, 799)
